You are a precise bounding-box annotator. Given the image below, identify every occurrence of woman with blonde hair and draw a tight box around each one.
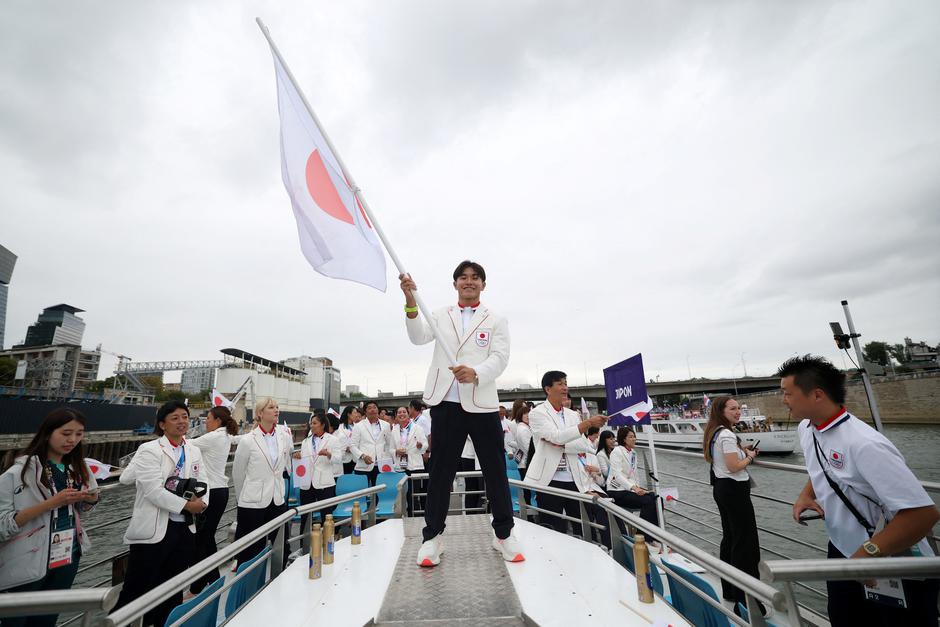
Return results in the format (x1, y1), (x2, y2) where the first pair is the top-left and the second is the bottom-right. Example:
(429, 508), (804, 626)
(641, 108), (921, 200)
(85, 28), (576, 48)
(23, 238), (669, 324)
(232, 397), (293, 567)
(702, 396), (761, 610)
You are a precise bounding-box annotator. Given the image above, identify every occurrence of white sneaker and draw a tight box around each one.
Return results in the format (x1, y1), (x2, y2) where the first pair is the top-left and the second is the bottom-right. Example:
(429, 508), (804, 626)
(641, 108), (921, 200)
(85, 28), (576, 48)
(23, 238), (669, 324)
(416, 535), (444, 567)
(492, 534), (525, 562)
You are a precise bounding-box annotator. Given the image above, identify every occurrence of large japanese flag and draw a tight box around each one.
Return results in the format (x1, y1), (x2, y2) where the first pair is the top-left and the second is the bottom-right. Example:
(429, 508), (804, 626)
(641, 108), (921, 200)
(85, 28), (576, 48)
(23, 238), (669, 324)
(269, 47), (387, 291)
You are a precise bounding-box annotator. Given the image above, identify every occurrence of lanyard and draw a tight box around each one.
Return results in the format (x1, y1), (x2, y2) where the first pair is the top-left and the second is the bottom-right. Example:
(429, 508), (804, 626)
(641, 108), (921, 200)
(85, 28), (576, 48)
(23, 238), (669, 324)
(400, 421), (412, 445)
(173, 445), (186, 477)
(44, 463), (75, 528)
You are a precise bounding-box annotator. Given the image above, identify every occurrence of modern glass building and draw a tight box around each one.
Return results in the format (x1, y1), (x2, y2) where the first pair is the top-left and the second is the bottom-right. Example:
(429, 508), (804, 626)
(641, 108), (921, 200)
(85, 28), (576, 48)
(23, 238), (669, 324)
(21, 304), (86, 348)
(0, 244), (16, 350)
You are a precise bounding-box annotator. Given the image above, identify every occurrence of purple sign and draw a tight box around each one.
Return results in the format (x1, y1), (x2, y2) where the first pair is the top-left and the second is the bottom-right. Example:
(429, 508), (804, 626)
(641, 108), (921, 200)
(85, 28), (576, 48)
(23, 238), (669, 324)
(603, 353), (650, 426)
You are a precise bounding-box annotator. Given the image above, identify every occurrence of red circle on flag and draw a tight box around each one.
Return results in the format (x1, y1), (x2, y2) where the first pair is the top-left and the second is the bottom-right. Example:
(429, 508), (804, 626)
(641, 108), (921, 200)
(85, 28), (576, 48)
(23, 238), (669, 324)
(833, 453), (839, 459)
(213, 397), (223, 406)
(296, 465), (306, 477)
(89, 465), (99, 474)
(306, 150), (354, 225)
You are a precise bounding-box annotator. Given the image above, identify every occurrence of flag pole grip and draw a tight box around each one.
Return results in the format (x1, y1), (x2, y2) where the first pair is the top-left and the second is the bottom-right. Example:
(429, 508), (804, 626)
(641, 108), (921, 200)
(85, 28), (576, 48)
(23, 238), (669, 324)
(256, 18), (456, 366)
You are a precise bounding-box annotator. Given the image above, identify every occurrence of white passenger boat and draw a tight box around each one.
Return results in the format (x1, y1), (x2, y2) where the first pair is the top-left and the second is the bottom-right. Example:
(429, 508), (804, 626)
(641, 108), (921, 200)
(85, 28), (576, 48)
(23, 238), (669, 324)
(634, 408), (799, 454)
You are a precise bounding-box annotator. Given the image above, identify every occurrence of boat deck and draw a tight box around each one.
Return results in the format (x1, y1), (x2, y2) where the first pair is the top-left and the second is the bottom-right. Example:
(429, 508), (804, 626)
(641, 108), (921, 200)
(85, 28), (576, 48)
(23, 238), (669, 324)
(225, 514), (689, 626)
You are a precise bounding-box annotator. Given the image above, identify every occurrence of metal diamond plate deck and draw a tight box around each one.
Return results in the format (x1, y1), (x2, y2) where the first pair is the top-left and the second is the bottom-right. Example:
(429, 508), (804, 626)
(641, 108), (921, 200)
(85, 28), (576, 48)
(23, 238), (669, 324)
(374, 515), (528, 627)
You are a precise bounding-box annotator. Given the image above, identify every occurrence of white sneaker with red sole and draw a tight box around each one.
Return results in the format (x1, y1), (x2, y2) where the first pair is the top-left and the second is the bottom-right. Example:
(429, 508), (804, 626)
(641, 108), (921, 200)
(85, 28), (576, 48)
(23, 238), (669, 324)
(416, 535), (444, 567)
(492, 534), (525, 562)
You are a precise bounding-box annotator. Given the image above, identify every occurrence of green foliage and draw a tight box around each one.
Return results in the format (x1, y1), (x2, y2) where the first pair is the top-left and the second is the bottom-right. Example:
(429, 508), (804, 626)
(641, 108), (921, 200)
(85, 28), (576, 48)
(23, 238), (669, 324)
(862, 341), (890, 366)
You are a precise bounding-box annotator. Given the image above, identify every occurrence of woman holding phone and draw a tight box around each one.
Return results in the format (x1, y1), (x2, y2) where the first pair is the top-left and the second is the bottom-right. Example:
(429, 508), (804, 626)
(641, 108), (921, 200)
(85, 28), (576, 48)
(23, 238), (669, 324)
(702, 396), (762, 611)
(0, 408), (99, 626)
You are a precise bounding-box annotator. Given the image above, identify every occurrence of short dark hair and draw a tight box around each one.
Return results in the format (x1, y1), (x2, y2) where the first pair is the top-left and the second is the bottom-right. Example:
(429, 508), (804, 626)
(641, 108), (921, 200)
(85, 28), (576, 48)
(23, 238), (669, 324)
(616, 426), (636, 447)
(363, 400), (379, 412)
(541, 370), (567, 394)
(776, 355), (846, 404)
(409, 399), (426, 412)
(453, 260), (486, 282)
(155, 401), (189, 436)
(586, 426), (600, 437)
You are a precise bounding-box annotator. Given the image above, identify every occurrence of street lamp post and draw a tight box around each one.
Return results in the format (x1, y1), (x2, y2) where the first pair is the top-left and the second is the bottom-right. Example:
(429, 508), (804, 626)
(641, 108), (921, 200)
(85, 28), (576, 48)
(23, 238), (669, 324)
(731, 364), (740, 395)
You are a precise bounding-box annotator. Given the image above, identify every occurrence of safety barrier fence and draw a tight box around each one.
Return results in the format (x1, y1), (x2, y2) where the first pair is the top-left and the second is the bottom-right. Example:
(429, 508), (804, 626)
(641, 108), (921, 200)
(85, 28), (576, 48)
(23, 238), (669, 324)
(2, 449), (937, 626)
(632, 443), (940, 618)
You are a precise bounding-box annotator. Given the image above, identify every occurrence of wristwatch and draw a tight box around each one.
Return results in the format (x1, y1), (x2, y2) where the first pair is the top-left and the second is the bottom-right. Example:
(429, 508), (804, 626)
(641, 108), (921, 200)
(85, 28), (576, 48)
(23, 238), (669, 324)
(862, 541), (882, 557)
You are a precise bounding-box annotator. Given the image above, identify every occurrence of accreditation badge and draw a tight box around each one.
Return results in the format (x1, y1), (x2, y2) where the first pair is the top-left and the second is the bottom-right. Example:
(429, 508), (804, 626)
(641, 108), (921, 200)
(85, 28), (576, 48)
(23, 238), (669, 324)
(48, 528), (75, 569)
(864, 578), (907, 609)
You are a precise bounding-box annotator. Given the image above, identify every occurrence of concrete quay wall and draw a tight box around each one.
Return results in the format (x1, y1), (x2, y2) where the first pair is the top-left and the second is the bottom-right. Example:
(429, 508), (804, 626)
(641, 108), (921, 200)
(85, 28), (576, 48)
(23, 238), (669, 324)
(738, 372), (940, 425)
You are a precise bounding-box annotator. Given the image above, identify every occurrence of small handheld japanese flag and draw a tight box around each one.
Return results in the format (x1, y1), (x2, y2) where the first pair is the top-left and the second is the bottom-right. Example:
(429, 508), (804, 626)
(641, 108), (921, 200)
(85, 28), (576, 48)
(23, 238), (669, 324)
(580, 397), (590, 418)
(211, 389), (233, 408)
(291, 458), (311, 490)
(84, 458), (112, 481)
(703, 393), (711, 408)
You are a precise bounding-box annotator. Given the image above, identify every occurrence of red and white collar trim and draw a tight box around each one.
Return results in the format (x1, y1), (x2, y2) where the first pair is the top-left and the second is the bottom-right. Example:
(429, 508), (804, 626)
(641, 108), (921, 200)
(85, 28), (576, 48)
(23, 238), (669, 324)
(815, 407), (849, 432)
(457, 302), (480, 310)
(258, 424), (276, 435)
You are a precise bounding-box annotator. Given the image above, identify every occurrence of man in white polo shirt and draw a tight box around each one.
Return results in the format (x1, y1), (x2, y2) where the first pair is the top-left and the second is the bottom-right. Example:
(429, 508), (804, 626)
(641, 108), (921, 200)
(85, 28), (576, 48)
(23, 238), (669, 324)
(781, 355), (939, 627)
(400, 260), (522, 567)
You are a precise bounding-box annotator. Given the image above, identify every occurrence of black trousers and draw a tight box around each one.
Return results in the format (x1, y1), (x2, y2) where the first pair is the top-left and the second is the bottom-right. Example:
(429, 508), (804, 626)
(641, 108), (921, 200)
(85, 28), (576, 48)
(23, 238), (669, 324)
(538, 480), (583, 536)
(712, 478), (761, 604)
(355, 467), (379, 487)
(115, 521), (194, 627)
(460, 456), (484, 511)
(234, 500), (288, 568)
(342, 460), (356, 476)
(189, 487), (229, 594)
(2, 554), (81, 627)
(423, 402), (513, 542)
(298, 485), (337, 530)
(608, 489), (660, 543)
(518, 466), (532, 506)
(826, 542), (939, 627)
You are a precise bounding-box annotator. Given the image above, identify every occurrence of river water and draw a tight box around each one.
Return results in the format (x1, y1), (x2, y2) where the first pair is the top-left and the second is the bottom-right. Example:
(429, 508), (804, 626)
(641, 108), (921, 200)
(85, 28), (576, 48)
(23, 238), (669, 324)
(73, 424), (940, 616)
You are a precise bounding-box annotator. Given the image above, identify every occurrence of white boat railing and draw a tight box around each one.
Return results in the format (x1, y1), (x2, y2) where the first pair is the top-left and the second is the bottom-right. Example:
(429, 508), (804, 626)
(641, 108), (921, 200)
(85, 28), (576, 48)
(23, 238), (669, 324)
(631, 443), (940, 616)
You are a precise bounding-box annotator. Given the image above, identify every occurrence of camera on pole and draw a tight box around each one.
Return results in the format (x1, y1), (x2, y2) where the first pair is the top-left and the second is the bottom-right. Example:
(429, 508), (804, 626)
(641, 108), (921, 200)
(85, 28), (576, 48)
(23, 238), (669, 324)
(828, 322), (852, 350)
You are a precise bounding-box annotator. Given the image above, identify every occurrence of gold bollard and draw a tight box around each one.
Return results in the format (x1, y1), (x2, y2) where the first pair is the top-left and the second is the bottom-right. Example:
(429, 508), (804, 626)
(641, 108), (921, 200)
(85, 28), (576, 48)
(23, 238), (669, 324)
(309, 523), (322, 579)
(633, 534), (655, 603)
(323, 514), (335, 565)
(351, 502), (362, 545)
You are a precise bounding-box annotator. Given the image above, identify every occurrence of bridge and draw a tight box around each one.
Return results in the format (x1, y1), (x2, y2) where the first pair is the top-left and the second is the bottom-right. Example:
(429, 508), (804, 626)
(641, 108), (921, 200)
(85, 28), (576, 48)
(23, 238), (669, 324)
(370, 376), (781, 411)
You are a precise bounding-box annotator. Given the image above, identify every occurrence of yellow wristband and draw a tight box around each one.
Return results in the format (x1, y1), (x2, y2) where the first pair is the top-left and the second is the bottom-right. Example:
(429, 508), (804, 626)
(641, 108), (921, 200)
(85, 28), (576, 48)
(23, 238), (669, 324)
(404, 305), (418, 313)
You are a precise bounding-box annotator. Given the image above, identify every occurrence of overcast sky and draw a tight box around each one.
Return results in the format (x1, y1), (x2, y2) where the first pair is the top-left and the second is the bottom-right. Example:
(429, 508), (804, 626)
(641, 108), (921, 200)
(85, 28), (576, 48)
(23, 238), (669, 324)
(2, 1), (938, 395)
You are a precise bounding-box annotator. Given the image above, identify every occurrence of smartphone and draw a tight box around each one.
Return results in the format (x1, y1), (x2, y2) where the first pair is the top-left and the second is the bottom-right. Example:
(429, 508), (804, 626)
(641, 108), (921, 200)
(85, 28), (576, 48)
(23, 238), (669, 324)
(797, 512), (823, 526)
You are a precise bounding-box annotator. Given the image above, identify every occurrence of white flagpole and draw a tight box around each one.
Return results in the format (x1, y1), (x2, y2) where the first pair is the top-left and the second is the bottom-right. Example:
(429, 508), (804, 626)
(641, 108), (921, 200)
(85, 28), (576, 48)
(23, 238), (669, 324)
(256, 18), (457, 366)
(645, 426), (667, 550)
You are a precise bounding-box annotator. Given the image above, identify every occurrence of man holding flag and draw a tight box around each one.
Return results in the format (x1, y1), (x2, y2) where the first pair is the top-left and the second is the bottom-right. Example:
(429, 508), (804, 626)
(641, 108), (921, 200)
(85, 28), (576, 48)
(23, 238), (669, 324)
(400, 262), (523, 567)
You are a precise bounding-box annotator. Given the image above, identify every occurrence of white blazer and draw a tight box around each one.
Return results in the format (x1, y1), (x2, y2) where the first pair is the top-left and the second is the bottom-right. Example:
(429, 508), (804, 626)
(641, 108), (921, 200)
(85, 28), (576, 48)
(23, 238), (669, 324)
(299, 432), (343, 489)
(391, 422), (428, 471)
(608, 446), (642, 492)
(335, 424), (355, 464)
(350, 419), (393, 472)
(523, 401), (602, 494)
(514, 422), (533, 469)
(188, 427), (234, 490)
(596, 449), (611, 488)
(120, 437), (208, 544)
(406, 305), (509, 412)
(232, 426), (292, 508)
